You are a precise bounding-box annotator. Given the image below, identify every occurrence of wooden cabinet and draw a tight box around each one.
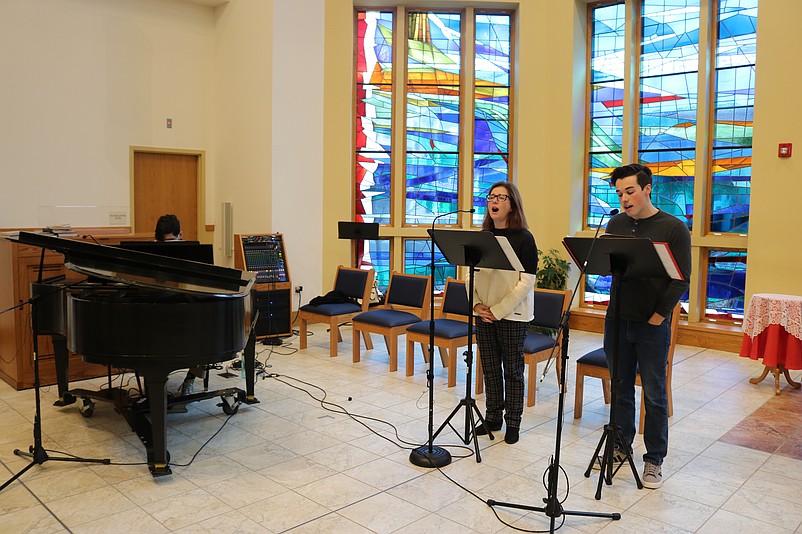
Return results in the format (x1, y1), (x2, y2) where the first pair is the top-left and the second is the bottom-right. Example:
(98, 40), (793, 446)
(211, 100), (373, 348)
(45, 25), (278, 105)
(0, 233), (148, 390)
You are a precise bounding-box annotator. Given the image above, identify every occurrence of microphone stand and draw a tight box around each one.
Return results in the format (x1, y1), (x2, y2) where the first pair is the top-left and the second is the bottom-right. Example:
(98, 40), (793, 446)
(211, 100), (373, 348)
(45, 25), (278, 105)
(410, 208), (473, 468)
(1, 249), (110, 494)
(486, 209), (621, 532)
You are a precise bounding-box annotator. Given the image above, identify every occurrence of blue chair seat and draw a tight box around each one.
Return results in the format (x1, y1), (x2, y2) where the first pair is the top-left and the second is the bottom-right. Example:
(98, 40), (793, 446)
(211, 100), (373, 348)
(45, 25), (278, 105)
(577, 347), (640, 373)
(407, 319), (469, 339)
(353, 309), (421, 328)
(300, 302), (362, 316)
(523, 332), (557, 354)
(576, 347), (606, 366)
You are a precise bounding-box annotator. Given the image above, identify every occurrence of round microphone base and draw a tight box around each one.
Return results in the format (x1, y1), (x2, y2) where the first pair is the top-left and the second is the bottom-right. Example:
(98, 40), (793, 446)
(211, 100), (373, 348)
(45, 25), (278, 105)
(409, 444), (452, 468)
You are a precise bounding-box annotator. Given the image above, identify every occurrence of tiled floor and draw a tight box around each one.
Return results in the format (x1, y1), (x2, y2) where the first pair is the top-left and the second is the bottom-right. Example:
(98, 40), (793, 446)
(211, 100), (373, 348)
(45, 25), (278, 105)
(1, 325), (802, 533)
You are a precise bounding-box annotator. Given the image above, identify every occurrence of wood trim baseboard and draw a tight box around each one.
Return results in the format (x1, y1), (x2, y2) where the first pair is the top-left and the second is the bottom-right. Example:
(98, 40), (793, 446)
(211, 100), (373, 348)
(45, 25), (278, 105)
(568, 307), (743, 353)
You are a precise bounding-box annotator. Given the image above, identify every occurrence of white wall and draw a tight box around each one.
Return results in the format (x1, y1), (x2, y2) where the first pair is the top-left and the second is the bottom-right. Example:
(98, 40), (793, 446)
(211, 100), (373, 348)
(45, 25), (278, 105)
(271, 0), (325, 304)
(0, 0), (214, 228)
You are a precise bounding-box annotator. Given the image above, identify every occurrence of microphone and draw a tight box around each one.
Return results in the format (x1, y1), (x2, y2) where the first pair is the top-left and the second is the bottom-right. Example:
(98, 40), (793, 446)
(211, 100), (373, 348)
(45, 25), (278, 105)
(432, 208), (475, 226)
(582, 208), (618, 271)
(539, 207), (618, 383)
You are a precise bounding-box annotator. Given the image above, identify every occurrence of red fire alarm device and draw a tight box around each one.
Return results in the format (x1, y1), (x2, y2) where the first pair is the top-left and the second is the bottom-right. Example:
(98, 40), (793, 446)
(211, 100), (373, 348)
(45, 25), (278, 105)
(778, 143), (792, 158)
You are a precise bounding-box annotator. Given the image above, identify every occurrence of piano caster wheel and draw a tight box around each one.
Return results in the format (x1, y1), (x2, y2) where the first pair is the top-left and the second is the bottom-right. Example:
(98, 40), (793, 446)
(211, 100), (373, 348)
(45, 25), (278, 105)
(79, 398), (95, 418)
(219, 395), (240, 416)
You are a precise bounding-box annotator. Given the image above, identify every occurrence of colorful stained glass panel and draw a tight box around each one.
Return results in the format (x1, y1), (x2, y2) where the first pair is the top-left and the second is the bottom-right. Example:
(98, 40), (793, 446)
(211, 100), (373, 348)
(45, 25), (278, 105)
(406, 13), (461, 225)
(706, 250), (746, 320)
(473, 13), (510, 226)
(711, 0), (757, 234)
(356, 12), (394, 226)
(587, 3), (625, 228)
(404, 239), (456, 293)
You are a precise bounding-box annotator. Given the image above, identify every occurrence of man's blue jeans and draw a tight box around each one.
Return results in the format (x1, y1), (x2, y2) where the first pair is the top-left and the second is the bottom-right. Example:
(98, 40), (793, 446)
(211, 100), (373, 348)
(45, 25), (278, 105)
(603, 316), (671, 466)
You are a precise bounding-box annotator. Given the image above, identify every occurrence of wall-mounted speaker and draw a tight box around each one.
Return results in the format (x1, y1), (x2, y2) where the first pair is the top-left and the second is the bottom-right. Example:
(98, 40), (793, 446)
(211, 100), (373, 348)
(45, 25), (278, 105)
(222, 202), (233, 257)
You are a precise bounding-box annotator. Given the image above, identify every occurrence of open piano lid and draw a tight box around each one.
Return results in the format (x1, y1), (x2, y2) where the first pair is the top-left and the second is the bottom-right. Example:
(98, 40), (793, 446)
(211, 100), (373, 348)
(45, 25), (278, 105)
(14, 232), (254, 297)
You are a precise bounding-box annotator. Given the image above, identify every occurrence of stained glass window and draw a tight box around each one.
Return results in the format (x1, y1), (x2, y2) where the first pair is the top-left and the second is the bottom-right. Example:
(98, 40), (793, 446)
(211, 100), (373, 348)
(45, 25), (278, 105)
(706, 250), (746, 321)
(355, 9), (514, 291)
(473, 13), (511, 226)
(363, 239), (391, 291)
(638, 0), (699, 230)
(711, 0), (757, 233)
(403, 239), (456, 293)
(587, 2), (625, 228)
(356, 11), (393, 232)
(584, 1), (755, 319)
(405, 12), (462, 226)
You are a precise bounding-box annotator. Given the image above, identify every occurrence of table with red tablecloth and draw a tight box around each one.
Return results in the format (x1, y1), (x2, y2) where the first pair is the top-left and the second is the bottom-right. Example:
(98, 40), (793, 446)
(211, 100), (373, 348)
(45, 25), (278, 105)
(740, 293), (802, 394)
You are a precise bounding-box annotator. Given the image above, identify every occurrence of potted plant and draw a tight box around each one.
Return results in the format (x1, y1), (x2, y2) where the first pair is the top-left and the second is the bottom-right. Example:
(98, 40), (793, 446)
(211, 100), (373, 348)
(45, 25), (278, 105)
(537, 248), (571, 290)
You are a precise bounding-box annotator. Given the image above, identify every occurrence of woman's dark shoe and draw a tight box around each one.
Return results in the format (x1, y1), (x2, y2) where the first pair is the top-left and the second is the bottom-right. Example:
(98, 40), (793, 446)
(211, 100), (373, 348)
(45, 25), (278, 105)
(475, 420), (503, 436)
(504, 427), (520, 444)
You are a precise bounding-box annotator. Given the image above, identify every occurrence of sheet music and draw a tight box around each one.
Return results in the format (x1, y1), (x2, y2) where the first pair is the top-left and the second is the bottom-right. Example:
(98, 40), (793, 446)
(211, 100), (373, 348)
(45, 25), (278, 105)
(653, 242), (684, 280)
(495, 236), (525, 272)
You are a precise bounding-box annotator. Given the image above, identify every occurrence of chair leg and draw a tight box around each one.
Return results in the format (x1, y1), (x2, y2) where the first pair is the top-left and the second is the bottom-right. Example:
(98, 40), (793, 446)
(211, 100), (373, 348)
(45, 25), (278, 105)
(438, 347), (448, 367)
(667, 380), (673, 418)
(475, 348), (484, 395)
(446, 345), (456, 388)
(405, 338), (415, 377)
(299, 318), (308, 350)
(421, 342), (430, 364)
(526, 361), (536, 407)
(362, 331), (373, 350)
(639, 388), (646, 434)
(602, 379), (611, 404)
(387, 335), (398, 372)
(329, 319), (339, 358)
(352, 327), (361, 363)
(574, 370), (584, 419)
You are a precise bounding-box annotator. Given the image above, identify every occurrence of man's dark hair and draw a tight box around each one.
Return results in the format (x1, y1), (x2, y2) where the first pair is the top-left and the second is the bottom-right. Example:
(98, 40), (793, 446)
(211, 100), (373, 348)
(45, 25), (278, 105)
(154, 214), (181, 241)
(609, 164), (652, 190)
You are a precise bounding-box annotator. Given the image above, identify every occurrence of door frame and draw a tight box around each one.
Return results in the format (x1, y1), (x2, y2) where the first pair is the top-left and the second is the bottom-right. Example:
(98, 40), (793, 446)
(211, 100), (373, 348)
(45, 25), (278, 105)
(129, 146), (208, 240)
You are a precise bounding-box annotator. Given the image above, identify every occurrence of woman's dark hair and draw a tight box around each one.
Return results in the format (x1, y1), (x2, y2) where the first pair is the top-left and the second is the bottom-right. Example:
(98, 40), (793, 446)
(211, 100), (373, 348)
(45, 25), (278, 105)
(154, 214), (181, 241)
(481, 181), (529, 231)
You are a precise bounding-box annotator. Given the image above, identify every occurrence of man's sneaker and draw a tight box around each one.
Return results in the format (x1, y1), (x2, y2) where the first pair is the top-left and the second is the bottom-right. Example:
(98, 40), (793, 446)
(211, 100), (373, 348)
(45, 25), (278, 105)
(178, 376), (195, 397)
(642, 461), (662, 489)
(593, 447), (628, 470)
(475, 420), (502, 436)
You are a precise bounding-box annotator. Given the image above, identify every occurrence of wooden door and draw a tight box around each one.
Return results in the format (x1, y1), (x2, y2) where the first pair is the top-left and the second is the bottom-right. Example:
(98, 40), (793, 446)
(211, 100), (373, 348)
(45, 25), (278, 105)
(132, 150), (200, 241)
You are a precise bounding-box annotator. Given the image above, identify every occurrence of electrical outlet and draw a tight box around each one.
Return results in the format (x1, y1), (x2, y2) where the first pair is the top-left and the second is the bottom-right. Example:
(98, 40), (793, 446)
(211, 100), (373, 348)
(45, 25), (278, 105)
(294, 285), (303, 293)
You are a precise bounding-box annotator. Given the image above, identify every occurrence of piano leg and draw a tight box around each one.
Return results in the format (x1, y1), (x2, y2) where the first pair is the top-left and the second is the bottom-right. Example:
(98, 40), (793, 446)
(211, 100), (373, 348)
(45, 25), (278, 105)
(141, 369), (172, 477)
(51, 335), (75, 407)
(243, 331), (260, 405)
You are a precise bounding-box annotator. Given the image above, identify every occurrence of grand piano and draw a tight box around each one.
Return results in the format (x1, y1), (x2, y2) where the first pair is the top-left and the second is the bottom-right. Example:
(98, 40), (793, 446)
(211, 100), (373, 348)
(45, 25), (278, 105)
(15, 231), (259, 476)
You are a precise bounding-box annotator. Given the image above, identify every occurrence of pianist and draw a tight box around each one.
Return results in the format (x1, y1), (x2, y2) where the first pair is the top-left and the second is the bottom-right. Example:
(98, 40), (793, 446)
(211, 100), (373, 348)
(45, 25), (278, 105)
(154, 214), (203, 396)
(155, 214), (183, 241)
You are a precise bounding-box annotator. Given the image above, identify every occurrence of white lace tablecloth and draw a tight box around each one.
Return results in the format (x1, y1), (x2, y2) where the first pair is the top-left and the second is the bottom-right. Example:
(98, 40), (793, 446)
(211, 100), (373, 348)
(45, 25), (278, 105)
(742, 293), (802, 341)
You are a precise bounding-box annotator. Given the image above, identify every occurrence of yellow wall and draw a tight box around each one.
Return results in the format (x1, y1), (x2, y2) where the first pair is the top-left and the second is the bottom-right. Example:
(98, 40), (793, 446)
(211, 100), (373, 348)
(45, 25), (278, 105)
(747, 1), (802, 299)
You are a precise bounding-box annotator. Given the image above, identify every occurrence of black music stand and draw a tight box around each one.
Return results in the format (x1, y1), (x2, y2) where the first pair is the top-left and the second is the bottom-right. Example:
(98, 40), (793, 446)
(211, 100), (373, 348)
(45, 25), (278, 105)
(563, 236), (678, 500)
(0, 250), (110, 494)
(426, 229), (521, 463)
(338, 221), (379, 268)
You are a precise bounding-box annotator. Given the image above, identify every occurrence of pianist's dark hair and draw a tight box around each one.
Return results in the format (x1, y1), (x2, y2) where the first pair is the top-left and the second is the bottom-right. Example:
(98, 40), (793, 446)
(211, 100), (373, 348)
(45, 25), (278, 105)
(154, 214), (181, 241)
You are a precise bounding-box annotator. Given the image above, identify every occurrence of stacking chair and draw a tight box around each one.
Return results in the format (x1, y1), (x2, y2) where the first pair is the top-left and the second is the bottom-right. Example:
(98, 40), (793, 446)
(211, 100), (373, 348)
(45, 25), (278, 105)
(299, 266), (374, 357)
(405, 278), (472, 387)
(352, 271), (430, 372)
(573, 302), (681, 434)
(475, 288), (572, 407)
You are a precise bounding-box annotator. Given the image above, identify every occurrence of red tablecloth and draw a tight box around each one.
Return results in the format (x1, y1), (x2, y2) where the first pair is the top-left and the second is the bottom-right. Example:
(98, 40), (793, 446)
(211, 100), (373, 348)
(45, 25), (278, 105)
(740, 294), (802, 370)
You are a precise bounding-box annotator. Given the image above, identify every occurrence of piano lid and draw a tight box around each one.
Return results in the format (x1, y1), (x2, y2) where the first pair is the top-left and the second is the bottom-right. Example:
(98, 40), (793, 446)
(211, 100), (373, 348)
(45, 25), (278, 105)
(13, 232), (254, 297)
